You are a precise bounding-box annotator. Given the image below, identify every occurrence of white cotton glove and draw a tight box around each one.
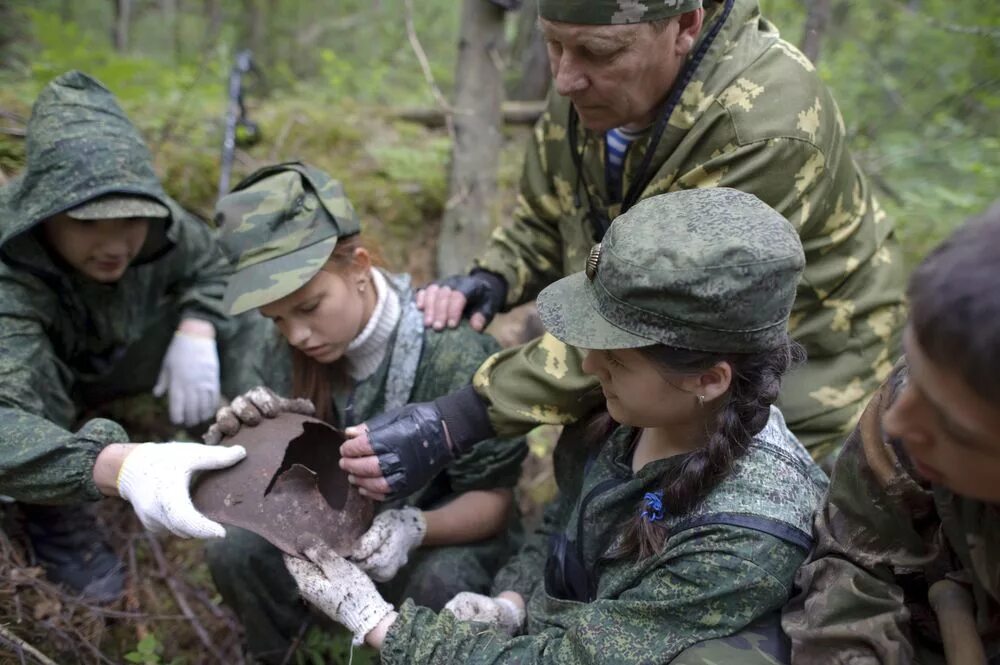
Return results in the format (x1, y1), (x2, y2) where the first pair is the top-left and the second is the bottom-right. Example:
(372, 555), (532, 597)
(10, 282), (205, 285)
(203, 386), (315, 445)
(117, 442), (246, 539)
(154, 330), (221, 427)
(444, 592), (525, 636)
(349, 507), (427, 582)
(285, 541), (396, 646)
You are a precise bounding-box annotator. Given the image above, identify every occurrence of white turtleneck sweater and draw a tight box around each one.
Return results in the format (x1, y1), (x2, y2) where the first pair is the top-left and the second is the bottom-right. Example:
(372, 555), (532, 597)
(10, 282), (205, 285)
(344, 268), (401, 382)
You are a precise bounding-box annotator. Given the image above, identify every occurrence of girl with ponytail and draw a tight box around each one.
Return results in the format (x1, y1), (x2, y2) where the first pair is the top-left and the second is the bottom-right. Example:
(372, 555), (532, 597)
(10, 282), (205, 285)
(279, 188), (829, 665)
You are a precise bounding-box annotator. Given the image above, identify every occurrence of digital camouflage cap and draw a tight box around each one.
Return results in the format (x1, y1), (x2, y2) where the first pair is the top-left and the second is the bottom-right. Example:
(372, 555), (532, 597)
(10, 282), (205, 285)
(536, 188), (805, 353)
(538, 0), (702, 25)
(216, 162), (361, 315)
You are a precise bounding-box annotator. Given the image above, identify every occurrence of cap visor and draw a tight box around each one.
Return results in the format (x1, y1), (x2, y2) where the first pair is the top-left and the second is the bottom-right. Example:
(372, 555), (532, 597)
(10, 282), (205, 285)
(537, 272), (656, 350)
(223, 236), (338, 315)
(67, 196), (170, 220)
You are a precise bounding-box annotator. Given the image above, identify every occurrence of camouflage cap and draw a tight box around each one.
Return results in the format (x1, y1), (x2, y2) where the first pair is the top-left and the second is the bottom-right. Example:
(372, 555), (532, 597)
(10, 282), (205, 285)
(539, 0), (702, 25)
(536, 188), (804, 353)
(66, 193), (170, 220)
(216, 162), (361, 315)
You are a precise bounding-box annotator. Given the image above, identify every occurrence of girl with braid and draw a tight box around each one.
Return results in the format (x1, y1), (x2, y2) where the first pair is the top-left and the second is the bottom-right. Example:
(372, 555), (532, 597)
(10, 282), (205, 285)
(280, 188), (828, 665)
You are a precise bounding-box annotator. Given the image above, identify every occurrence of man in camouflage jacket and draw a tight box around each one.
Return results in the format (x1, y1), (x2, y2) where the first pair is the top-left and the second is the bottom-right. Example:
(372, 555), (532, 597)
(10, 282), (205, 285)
(0, 71), (266, 600)
(405, 0), (905, 474)
(782, 202), (1000, 663)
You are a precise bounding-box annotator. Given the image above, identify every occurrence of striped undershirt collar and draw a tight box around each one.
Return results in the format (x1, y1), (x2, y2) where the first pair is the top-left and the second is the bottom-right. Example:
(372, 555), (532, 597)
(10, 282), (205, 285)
(605, 126), (647, 201)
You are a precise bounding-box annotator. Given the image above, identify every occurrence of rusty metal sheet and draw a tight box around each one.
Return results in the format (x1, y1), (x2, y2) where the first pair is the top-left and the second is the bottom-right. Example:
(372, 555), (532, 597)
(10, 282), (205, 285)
(192, 413), (373, 556)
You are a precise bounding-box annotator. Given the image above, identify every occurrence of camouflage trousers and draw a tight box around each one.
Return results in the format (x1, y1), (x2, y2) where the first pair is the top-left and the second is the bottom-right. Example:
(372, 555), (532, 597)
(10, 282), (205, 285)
(669, 612), (790, 664)
(205, 525), (518, 665)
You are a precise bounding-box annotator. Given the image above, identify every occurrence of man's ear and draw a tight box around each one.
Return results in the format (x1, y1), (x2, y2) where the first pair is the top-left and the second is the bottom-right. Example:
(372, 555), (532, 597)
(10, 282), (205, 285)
(675, 9), (704, 56)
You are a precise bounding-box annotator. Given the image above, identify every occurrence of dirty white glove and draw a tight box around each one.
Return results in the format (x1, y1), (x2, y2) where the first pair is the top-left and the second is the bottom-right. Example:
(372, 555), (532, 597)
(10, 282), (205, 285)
(285, 541), (396, 646)
(444, 592), (525, 636)
(203, 386), (316, 445)
(154, 329), (221, 427)
(350, 507), (427, 582)
(117, 442), (245, 539)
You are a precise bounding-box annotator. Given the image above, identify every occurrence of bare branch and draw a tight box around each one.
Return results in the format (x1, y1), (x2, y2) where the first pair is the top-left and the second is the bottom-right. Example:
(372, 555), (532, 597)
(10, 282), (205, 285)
(0, 623), (60, 665)
(403, 0), (455, 139)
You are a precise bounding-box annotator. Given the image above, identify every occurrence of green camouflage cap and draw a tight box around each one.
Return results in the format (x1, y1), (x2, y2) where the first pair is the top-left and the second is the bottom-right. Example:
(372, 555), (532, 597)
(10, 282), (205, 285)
(216, 162), (361, 315)
(539, 0), (702, 25)
(536, 188), (804, 353)
(66, 193), (170, 220)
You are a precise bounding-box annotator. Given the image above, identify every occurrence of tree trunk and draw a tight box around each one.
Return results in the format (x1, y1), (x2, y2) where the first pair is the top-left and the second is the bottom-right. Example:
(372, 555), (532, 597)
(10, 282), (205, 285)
(203, 0), (223, 49)
(800, 0), (831, 64)
(162, 0), (180, 62)
(510, 0), (551, 101)
(111, 0), (131, 52)
(240, 0), (266, 61)
(437, 0), (507, 277)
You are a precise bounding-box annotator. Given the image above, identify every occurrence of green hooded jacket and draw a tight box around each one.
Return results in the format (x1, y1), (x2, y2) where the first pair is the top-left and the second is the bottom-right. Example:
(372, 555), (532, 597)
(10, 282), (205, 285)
(472, 0), (906, 461)
(0, 71), (237, 504)
(380, 406), (827, 664)
(782, 362), (1000, 663)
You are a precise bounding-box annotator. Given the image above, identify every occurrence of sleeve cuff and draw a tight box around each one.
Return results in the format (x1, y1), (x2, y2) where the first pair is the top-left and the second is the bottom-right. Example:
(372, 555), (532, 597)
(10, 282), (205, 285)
(434, 385), (496, 455)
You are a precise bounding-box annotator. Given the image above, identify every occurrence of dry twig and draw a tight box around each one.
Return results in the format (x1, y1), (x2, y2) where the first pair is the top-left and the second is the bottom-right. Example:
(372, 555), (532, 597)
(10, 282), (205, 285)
(145, 533), (228, 663)
(0, 622), (59, 665)
(402, 0), (455, 139)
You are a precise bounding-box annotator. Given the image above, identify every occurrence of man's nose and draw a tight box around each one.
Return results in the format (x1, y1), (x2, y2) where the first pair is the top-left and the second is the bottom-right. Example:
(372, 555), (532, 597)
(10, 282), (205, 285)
(552, 54), (588, 96)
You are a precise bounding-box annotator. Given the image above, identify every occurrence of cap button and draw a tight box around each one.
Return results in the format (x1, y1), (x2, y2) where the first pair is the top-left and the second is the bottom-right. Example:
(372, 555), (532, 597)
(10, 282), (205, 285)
(586, 243), (601, 281)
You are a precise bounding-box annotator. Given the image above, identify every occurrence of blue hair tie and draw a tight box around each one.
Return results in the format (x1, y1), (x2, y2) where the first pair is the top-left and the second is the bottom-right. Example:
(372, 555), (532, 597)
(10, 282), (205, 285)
(640, 490), (665, 523)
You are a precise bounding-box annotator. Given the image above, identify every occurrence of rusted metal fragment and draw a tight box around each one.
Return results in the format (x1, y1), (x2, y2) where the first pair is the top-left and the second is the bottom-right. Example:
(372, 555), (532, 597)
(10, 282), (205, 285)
(192, 413), (373, 556)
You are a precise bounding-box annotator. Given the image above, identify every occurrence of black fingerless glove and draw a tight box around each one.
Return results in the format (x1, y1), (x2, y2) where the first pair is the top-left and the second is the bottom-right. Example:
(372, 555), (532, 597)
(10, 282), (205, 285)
(438, 270), (508, 328)
(367, 386), (495, 500)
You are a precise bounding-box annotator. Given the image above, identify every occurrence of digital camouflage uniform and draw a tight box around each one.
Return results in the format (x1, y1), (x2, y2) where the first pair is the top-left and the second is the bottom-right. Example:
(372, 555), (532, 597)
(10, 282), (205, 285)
(203, 164), (527, 664)
(472, 0), (906, 464)
(382, 188), (828, 664)
(382, 409), (827, 665)
(0, 71), (264, 505)
(782, 362), (1000, 664)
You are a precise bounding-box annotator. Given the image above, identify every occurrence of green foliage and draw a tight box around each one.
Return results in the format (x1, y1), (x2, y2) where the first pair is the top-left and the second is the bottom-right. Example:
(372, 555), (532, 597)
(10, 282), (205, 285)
(293, 626), (376, 665)
(125, 633), (187, 665)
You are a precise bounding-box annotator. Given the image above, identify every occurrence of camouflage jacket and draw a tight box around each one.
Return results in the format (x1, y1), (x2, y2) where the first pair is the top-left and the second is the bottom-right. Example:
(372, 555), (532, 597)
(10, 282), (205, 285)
(473, 0), (905, 459)
(380, 407), (827, 664)
(254, 271), (528, 503)
(783, 362), (1000, 663)
(0, 72), (235, 504)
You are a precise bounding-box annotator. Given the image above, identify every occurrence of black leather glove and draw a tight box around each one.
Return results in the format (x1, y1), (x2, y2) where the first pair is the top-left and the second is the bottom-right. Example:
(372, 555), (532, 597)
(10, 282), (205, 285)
(438, 269), (508, 329)
(367, 387), (495, 500)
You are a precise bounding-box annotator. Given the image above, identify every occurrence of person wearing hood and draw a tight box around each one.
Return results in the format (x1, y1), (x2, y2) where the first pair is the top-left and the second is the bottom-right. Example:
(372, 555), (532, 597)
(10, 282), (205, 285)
(0, 71), (263, 602)
(343, 0), (907, 501)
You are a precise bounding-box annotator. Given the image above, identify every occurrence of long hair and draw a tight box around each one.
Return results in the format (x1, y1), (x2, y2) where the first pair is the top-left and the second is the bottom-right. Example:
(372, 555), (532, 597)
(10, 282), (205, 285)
(289, 234), (386, 425)
(612, 337), (804, 560)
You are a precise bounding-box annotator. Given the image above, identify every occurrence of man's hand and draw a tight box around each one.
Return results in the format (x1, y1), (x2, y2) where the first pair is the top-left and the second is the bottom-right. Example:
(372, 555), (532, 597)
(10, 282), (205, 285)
(350, 507), (427, 581)
(339, 402), (455, 502)
(284, 539), (396, 646)
(117, 442), (246, 538)
(154, 319), (221, 426)
(444, 591), (526, 636)
(416, 270), (507, 332)
(203, 386), (315, 445)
